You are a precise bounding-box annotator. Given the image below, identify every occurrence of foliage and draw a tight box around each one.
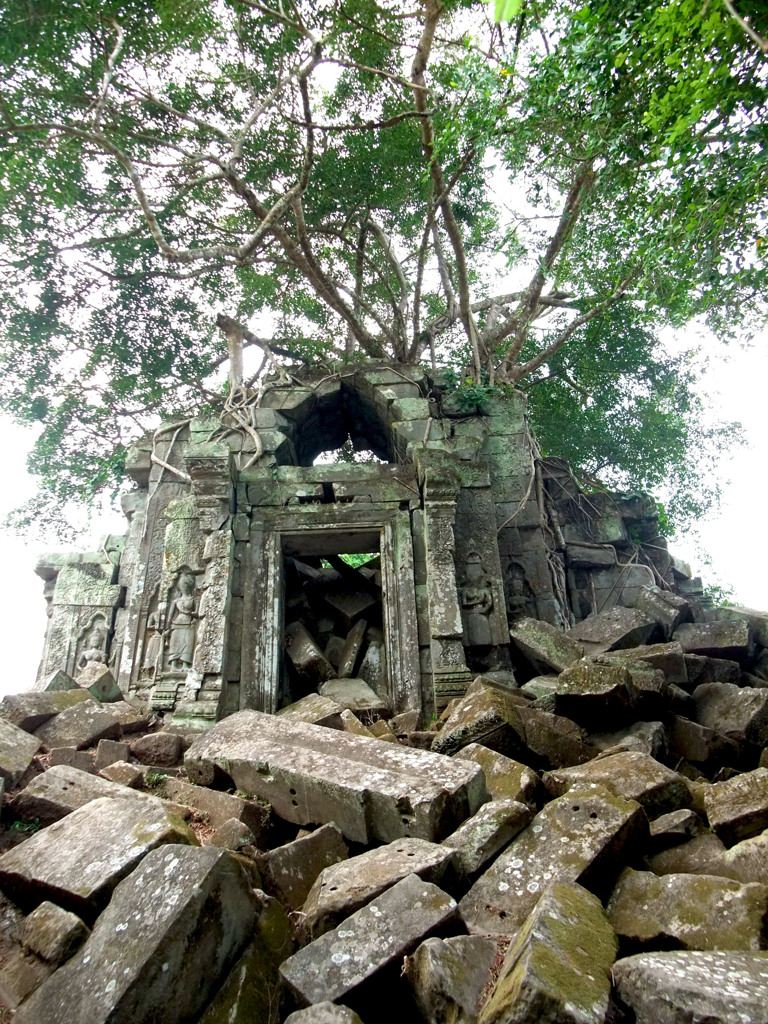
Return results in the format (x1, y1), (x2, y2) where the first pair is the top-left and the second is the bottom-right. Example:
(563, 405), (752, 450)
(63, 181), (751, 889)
(0, 0), (765, 530)
(8, 818), (41, 833)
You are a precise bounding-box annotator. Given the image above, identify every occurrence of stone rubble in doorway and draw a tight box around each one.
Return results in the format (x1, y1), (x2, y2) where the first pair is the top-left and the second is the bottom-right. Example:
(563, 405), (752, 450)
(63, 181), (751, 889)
(5, 594), (768, 1022)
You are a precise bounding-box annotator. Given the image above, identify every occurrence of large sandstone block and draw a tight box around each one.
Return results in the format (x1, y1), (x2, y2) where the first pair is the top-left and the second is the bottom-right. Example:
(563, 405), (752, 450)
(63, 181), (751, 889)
(608, 641), (688, 685)
(693, 682), (768, 747)
(632, 587), (692, 638)
(551, 658), (638, 728)
(442, 799), (531, 878)
(453, 744), (542, 807)
(0, 718), (41, 787)
(160, 775), (272, 839)
(566, 606), (659, 654)
(479, 882), (617, 1024)
(301, 838), (459, 943)
(607, 867), (768, 951)
(674, 620), (752, 663)
(704, 768), (768, 844)
(276, 694), (346, 729)
(0, 796), (195, 917)
(14, 845), (260, 1024)
(508, 617), (584, 673)
(280, 874), (460, 1012)
(8, 764), (161, 825)
(404, 935), (499, 1024)
(612, 951), (768, 1024)
(185, 711), (486, 844)
(1, 690), (93, 733)
(254, 823), (348, 910)
(459, 784), (647, 935)
(543, 751), (690, 819)
(34, 702), (121, 751)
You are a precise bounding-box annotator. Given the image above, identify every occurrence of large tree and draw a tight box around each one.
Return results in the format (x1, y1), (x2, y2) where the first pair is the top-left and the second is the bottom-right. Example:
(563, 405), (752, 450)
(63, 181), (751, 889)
(0, 0), (765, 534)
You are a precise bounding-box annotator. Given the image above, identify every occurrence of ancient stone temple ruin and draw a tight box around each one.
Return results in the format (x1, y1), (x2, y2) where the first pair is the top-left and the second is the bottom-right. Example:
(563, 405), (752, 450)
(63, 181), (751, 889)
(34, 363), (698, 728)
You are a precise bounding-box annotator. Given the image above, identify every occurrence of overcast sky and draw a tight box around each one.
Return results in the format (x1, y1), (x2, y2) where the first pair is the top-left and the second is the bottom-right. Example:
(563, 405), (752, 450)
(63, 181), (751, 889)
(1, 326), (766, 699)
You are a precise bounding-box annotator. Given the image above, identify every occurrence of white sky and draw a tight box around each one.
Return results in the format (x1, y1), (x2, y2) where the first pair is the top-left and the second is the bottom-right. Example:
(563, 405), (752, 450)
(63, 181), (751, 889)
(1, 325), (766, 699)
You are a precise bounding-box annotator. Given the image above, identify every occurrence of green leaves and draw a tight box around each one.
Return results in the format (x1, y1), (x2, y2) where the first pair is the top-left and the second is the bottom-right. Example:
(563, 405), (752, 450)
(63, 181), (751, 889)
(494, 0), (523, 22)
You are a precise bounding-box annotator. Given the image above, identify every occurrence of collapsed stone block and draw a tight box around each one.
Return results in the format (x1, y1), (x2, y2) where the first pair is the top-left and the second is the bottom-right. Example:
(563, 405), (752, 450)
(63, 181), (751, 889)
(277, 693), (346, 729)
(453, 743), (542, 807)
(160, 776), (272, 840)
(185, 711), (486, 844)
(94, 738), (130, 769)
(478, 882), (617, 1024)
(404, 935), (499, 1024)
(632, 586), (692, 639)
(1, 690), (93, 733)
(0, 718), (41, 788)
(254, 823), (348, 910)
(508, 617), (584, 673)
(21, 901), (90, 966)
(674, 620), (752, 664)
(319, 678), (389, 715)
(8, 764), (159, 825)
(129, 731), (183, 766)
(566, 606), (659, 654)
(75, 663), (122, 703)
(442, 798), (531, 878)
(284, 621), (337, 686)
(34, 702), (121, 752)
(551, 658), (638, 728)
(693, 681), (768, 748)
(704, 767), (768, 844)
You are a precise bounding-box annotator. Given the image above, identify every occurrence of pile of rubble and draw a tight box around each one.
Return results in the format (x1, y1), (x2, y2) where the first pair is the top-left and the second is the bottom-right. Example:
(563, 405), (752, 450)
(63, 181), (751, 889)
(282, 555), (387, 711)
(2, 587), (768, 1023)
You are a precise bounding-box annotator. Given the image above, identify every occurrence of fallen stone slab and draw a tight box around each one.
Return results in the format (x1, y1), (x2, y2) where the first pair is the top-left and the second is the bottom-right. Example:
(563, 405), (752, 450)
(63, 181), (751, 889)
(0, 718), (41, 788)
(704, 767), (768, 844)
(301, 838), (460, 943)
(404, 935), (499, 1024)
(551, 658), (638, 728)
(338, 709), (376, 738)
(75, 663), (122, 703)
(608, 641), (688, 685)
(254, 823), (348, 910)
(504, 700), (597, 768)
(39, 670), (78, 693)
(319, 678), (389, 715)
(459, 784), (646, 935)
(520, 675), (558, 699)
(7, 764), (161, 825)
(21, 901), (89, 966)
(185, 710), (486, 844)
(693, 681), (768, 748)
(674, 620), (752, 664)
(280, 874), (460, 1012)
(633, 586), (692, 637)
(367, 719), (398, 742)
(607, 867), (768, 951)
(0, 796), (195, 918)
(129, 731), (182, 766)
(277, 693), (346, 729)
(453, 743), (542, 807)
(285, 621), (337, 685)
(478, 882), (617, 1024)
(648, 809), (707, 852)
(34, 702), (121, 752)
(684, 654), (743, 690)
(508, 617), (584, 674)
(645, 832), (729, 877)
(94, 738), (130, 769)
(1, 690), (93, 733)
(210, 817), (256, 851)
(668, 715), (739, 769)
(49, 746), (93, 772)
(100, 759), (144, 787)
(589, 720), (667, 760)
(0, 951), (51, 1011)
(442, 799), (531, 878)
(14, 845), (260, 1024)
(159, 776), (273, 841)
(566, 606), (659, 654)
(337, 620), (367, 679)
(285, 1004), (364, 1024)
(612, 950), (768, 1024)
(543, 751), (690, 819)
(105, 700), (151, 734)
(198, 890), (294, 1024)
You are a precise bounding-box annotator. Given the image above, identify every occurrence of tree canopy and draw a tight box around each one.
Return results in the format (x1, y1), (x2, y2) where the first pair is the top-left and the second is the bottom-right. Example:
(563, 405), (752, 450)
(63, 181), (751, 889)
(0, 0), (765, 535)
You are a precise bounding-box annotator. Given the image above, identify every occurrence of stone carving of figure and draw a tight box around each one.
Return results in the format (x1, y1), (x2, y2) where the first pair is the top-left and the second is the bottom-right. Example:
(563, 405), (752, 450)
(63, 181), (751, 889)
(460, 549), (494, 647)
(506, 561), (535, 621)
(77, 621), (107, 671)
(167, 575), (197, 671)
(142, 601), (167, 674)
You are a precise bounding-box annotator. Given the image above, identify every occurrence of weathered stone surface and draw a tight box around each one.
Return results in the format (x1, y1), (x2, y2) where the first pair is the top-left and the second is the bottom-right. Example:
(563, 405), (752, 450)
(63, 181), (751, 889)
(520, 675), (558, 699)
(129, 731), (182, 766)
(693, 681), (768, 747)
(508, 617), (584, 673)
(367, 719), (398, 742)
(49, 746), (93, 772)
(94, 738), (130, 769)
(8, 764), (157, 824)
(106, 700), (151, 734)
(674, 620), (752, 663)
(40, 670), (78, 693)
(505, 701), (597, 769)
(566, 606), (659, 654)
(543, 751), (689, 819)
(21, 901), (89, 965)
(1, 690), (93, 733)
(551, 658), (638, 728)
(590, 720), (667, 759)
(612, 950), (768, 1024)
(478, 882), (617, 1024)
(285, 621), (337, 685)
(301, 838), (459, 943)
(453, 743), (542, 807)
(683, 654), (742, 689)
(280, 874), (460, 1010)
(0, 718), (41, 787)
(15, 845), (260, 1024)
(199, 891), (294, 1024)
(442, 799), (531, 878)
(0, 796), (195, 916)
(34, 702), (121, 751)
(390, 710), (421, 734)
(609, 641), (688, 685)
(75, 663), (122, 702)
(633, 587), (692, 638)
(431, 682), (516, 756)
(284, 1004), (364, 1024)
(160, 776), (272, 839)
(255, 823), (348, 910)
(0, 951), (51, 1010)
(319, 678), (389, 715)
(646, 832), (729, 878)
(337, 620), (367, 679)
(668, 715), (739, 768)
(338, 709), (375, 738)
(185, 710), (486, 844)
(404, 935), (498, 1024)
(607, 867), (768, 951)
(210, 817), (256, 851)
(459, 784), (646, 935)
(277, 693), (346, 729)
(648, 809), (707, 851)
(100, 759), (144, 787)
(704, 768), (768, 844)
